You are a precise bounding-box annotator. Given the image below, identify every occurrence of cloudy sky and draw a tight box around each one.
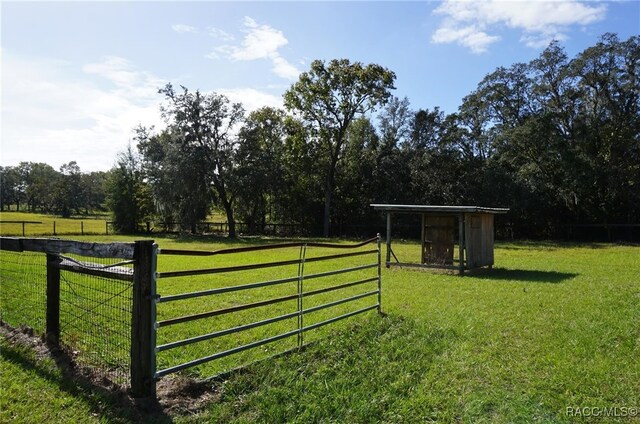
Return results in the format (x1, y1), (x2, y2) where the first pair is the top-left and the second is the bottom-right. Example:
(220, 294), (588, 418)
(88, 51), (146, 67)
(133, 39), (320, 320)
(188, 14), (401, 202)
(2, 1), (638, 172)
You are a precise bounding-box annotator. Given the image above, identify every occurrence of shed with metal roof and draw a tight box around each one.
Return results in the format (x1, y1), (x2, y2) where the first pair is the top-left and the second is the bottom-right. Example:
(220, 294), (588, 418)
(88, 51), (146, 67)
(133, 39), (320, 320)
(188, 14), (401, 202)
(371, 204), (509, 274)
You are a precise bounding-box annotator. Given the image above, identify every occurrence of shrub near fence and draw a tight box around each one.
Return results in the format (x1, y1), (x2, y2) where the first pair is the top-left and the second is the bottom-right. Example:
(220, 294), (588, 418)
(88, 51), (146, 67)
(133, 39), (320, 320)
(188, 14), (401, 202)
(0, 235), (382, 398)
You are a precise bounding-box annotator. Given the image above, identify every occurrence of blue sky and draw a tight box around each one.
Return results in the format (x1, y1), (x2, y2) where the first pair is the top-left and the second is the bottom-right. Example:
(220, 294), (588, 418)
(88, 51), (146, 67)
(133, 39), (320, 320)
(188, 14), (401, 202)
(2, 1), (639, 171)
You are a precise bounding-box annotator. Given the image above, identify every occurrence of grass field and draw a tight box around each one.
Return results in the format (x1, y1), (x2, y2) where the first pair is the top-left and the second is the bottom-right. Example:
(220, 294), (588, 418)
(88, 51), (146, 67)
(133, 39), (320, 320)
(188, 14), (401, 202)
(0, 211), (109, 236)
(0, 211), (229, 237)
(1, 235), (639, 423)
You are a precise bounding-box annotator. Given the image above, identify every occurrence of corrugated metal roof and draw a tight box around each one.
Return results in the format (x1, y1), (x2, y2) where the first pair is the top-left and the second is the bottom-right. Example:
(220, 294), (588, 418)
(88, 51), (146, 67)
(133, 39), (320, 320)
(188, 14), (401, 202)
(370, 204), (509, 214)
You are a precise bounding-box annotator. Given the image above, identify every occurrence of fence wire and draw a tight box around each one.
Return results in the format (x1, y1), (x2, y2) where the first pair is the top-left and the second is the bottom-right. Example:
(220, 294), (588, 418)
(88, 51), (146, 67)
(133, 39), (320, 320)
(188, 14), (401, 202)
(58, 255), (134, 387)
(0, 250), (47, 333)
(0, 245), (135, 389)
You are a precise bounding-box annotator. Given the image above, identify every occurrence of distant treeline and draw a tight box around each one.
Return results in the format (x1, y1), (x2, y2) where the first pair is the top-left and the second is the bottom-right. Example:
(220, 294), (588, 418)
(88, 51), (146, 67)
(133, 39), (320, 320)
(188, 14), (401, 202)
(2, 34), (638, 239)
(0, 161), (107, 217)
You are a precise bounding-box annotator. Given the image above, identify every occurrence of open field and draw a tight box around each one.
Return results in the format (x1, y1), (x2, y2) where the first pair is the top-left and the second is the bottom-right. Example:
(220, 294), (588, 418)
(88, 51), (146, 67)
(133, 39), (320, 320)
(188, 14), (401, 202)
(1, 235), (639, 423)
(0, 211), (109, 236)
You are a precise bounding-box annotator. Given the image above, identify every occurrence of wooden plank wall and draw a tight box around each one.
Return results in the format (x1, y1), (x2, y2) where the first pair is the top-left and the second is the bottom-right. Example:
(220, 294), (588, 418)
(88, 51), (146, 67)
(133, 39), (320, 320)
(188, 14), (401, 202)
(464, 213), (495, 268)
(422, 215), (455, 265)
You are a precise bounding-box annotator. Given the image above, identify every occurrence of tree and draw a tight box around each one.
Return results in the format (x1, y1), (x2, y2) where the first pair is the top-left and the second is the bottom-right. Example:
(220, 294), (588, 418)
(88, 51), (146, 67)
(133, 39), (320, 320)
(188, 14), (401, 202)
(284, 59), (396, 236)
(138, 84), (245, 236)
(0, 166), (21, 211)
(107, 145), (153, 234)
(235, 107), (288, 233)
(53, 161), (83, 218)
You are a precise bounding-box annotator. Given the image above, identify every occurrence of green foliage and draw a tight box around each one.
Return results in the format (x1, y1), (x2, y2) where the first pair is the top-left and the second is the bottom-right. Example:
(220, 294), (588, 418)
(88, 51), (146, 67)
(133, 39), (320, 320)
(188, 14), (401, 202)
(137, 84), (245, 236)
(0, 162), (107, 217)
(5, 34), (638, 238)
(106, 146), (153, 234)
(284, 59), (396, 236)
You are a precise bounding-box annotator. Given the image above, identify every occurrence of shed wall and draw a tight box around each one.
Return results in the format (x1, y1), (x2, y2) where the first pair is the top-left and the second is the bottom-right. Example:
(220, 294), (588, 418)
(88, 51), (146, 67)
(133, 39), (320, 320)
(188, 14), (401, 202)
(464, 213), (495, 268)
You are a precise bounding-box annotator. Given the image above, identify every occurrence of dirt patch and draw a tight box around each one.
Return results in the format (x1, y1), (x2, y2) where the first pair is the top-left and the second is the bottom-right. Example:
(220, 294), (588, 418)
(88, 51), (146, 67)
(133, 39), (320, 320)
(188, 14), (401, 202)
(0, 322), (222, 419)
(156, 374), (221, 415)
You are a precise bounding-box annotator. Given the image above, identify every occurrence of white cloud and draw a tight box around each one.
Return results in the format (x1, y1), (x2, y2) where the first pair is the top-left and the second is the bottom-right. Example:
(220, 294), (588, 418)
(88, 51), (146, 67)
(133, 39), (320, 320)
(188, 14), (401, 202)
(230, 16), (289, 61)
(432, 25), (500, 53)
(217, 87), (283, 113)
(1, 53), (165, 171)
(208, 16), (301, 80)
(432, 0), (607, 53)
(208, 27), (234, 42)
(172, 24), (198, 34)
(271, 55), (302, 80)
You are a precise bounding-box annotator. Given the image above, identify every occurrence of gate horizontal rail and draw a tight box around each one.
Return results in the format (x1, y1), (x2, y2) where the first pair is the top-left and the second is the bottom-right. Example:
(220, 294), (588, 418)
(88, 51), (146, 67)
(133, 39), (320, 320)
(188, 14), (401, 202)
(155, 304), (380, 379)
(157, 263), (378, 303)
(157, 237), (378, 257)
(156, 249), (377, 279)
(154, 235), (382, 379)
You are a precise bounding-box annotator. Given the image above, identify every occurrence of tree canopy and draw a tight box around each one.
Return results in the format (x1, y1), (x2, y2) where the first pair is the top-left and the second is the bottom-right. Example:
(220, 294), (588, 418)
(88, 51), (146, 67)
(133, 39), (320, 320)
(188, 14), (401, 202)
(4, 34), (638, 240)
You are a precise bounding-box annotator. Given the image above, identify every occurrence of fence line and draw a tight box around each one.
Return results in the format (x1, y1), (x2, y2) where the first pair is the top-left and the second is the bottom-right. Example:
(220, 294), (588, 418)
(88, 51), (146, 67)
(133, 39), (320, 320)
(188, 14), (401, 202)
(153, 235), (382, 381)
(0, 234), (383, 399)
(0, 237), (137, 389)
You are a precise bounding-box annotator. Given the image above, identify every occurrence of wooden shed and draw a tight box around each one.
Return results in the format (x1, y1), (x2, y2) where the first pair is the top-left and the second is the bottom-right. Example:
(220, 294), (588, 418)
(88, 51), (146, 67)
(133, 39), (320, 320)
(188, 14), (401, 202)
(371, 204), (509, 274)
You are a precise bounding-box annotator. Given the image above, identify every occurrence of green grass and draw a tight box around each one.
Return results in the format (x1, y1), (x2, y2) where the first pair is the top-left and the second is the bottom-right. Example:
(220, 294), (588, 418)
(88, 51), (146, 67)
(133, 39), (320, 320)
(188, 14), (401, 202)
(1, 236), (639, 423)
(0, 211), (109, 236)
(0, 210), (229, 236)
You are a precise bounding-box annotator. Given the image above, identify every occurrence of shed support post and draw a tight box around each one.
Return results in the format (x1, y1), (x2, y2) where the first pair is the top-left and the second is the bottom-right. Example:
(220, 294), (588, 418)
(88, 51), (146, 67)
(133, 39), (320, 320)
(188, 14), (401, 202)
(385, 212), (392, 267)
(458, 214), (465, 275)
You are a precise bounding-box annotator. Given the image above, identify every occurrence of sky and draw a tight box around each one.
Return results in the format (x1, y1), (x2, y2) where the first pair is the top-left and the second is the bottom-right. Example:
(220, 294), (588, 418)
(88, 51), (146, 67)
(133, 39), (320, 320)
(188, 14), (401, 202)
(1, 1), (639, 172)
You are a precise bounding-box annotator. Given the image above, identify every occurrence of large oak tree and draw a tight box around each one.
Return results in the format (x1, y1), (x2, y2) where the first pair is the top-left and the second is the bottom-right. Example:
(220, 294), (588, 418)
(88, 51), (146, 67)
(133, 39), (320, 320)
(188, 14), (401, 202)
(284, 59), (395, 236)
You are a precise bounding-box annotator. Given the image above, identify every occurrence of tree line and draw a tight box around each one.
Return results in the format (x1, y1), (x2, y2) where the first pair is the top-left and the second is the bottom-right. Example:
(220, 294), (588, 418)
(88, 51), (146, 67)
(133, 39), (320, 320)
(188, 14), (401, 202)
(0, 161), (107, 218)
(2, 34), (638, 238)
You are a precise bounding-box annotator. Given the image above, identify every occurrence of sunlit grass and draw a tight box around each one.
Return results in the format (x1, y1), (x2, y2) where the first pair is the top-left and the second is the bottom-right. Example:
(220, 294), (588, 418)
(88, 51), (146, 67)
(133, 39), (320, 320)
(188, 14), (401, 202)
(0, 211), (109, 236)
(1, 236), (638, 423)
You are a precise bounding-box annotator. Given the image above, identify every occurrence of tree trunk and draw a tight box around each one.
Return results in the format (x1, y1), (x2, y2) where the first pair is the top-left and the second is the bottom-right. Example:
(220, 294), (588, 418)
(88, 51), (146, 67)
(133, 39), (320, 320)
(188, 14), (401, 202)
(323, 182), (331, 237)
(212, 167), (236, 238)
(224, 201), (236, 238)
(217, 186), (236, 238)
(322, 159), (338, 238)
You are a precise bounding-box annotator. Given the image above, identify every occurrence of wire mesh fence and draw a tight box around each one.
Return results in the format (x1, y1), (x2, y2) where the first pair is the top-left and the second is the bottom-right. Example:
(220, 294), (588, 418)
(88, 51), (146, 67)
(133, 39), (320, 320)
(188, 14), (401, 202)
(57, 255), (134, 386)
(1, 236), (383, 398)
(0, 238), (136, 389)
(0, 250), (47, 333)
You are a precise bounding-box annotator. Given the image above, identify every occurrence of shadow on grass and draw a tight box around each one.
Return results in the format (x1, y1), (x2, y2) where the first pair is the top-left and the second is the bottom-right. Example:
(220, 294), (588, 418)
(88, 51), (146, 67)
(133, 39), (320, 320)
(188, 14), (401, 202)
(469, 267), (578, 283)
(496, 240), (611, 251)
(0, 329), (171, 423)
(201, 314), (457, 423)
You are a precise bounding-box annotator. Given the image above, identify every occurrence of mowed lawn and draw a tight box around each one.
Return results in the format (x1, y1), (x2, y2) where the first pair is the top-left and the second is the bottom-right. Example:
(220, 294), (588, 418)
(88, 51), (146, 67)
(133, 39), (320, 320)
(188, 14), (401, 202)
(1, 236), (638, 423)
(0, 211), (109, 236)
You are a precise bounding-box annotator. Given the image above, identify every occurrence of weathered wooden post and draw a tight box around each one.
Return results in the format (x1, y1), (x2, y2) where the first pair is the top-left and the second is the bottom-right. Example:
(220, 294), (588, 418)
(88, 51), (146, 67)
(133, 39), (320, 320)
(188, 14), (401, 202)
(458, 214), (465, 275)
(377, 233), (382, 314)
(46, 253), (62, 345)
(131, 240), (157, 398)
(385, 212), (391, 267)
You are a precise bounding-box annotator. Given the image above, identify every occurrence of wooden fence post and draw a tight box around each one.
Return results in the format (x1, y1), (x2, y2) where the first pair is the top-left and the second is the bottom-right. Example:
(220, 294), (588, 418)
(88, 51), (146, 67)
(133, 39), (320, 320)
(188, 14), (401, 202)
(131, 240), (157, 398)
(46, 253), (62, 345)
